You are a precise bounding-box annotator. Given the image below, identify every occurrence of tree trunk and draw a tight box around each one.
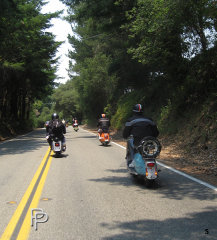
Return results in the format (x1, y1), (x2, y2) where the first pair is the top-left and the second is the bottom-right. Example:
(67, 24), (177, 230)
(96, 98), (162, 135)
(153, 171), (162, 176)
(197, 13), (207, 52)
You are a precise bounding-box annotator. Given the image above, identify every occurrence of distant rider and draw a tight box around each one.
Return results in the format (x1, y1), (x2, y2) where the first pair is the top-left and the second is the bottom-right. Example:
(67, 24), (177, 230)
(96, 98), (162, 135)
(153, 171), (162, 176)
(46, 113), (66, 151)
(97, 114), (110, 138)
(73, 117), (78, 126)
(123, 104), (159, 167)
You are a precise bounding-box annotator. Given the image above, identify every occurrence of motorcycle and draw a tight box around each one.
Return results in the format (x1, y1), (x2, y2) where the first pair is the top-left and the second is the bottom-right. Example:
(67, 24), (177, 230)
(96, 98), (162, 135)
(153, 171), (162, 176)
(126, 136), (161, 185)
(51, 136), (65, 155)
(98, 131), (110, 146)
(73, 123), (79, 132)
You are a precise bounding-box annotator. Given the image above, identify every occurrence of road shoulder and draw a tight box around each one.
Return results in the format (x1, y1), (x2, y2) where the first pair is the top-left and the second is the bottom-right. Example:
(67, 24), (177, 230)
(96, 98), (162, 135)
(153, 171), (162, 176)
(82, 125), (217, 187)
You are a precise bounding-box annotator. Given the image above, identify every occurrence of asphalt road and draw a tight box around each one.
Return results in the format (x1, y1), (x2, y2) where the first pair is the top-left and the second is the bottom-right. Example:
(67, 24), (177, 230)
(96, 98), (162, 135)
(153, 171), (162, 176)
(0, 127), (217, 240)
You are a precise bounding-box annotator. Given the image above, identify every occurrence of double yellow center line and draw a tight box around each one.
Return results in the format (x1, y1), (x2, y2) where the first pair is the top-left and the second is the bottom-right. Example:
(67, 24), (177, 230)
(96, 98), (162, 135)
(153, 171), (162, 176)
(0, 148), (53, 240)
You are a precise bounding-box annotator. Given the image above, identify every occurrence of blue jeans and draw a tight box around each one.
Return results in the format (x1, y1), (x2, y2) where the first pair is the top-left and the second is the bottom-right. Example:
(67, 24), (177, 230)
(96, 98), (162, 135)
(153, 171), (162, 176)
(126, 138), (135, 164)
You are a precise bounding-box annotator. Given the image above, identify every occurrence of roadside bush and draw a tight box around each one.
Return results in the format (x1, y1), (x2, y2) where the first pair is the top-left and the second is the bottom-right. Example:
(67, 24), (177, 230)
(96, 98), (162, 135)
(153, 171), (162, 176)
(111, 90), (143, 130)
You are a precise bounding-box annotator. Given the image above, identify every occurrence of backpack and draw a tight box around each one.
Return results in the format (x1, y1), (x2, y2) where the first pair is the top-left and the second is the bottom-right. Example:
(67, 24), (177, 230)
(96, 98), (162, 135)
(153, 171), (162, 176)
(51, 120), (62, 135)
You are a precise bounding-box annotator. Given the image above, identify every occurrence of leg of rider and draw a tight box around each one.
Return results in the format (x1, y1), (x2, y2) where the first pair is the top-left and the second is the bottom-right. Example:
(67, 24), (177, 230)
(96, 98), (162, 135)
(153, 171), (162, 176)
(126, 140), (130, 160)
(98, 128), (102, 138)
(126, 139), (134, 164)
(62, 137), (66, 150)
(47, 136), (52, 148)
(129, 138), (135, 164)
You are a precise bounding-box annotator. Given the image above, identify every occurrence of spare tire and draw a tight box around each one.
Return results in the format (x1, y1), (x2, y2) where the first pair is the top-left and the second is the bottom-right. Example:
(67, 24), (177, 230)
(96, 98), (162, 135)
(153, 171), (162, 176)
(140, 136), (161, 158)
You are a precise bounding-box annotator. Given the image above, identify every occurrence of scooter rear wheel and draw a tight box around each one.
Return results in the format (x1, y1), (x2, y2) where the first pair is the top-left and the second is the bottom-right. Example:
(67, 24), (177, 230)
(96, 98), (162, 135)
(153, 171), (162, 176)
(145, 179), (156, 188)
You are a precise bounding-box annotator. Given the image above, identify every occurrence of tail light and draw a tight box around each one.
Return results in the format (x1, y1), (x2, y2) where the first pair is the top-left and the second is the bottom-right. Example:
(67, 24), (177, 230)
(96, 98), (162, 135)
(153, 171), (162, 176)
(55, 143), (60, 147)
(146, 168), (148, 176)
(147, 163), (155, 168)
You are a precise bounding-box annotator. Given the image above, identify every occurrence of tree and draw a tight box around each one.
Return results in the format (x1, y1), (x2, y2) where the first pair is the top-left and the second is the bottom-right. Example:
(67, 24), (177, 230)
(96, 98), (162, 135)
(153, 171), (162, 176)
(52, 81), (79, 119)
(0, 0), (62, 125)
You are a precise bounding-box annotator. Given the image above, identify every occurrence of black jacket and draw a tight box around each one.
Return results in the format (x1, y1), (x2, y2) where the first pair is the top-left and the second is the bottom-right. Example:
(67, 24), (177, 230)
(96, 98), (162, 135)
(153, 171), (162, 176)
(46, 120), (66, 139)
(123, 113), (159, 145)
(97, 117), (111, 130)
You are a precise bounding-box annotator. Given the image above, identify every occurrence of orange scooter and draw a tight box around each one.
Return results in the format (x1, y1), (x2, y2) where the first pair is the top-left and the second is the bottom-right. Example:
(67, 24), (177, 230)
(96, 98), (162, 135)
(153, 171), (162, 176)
(98, 131), (110, 146)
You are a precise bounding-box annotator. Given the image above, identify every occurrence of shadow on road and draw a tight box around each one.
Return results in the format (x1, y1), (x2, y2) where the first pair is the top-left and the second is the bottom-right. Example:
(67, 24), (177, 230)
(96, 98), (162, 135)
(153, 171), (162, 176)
(99, 144), (112, 147)
(157, 169), (217, 201)
(106, 169), (159, 188)
(106, 169), (128, 174)
(89, 167), (217, 201)
(89, 168), (147, 190)
(100, 207), (217, 240)
(0, 130), (47, 156)
(51, 153), (69, 158)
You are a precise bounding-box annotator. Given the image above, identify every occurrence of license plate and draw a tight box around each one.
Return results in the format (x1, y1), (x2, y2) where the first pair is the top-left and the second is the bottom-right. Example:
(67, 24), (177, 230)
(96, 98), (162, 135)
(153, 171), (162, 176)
(147, 168), (156, 179)
(53, 142), (61, 151)
(54, 146), (61, 151)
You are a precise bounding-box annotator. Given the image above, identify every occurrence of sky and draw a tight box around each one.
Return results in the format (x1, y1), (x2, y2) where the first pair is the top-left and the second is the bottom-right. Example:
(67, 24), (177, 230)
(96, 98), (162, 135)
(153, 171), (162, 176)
(41, 0), (73, 84)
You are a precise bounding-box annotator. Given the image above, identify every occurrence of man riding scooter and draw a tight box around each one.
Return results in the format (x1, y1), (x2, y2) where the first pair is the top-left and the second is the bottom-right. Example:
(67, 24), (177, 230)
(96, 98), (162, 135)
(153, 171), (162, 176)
(72, 117), (79, 131)
(123, 104), (159, 168)
(72, 117), (78, 126)
(97, 114), (110, 138)
(46, 113), (66, 151)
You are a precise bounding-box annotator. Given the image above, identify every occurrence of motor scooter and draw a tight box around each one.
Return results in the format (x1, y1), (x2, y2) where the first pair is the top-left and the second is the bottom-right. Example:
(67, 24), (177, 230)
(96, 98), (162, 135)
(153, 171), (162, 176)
(98, 130), (110, 146)
(126, 136), (161, 185)
(73, 123), (79, 132)
(51, 136), (65, 155)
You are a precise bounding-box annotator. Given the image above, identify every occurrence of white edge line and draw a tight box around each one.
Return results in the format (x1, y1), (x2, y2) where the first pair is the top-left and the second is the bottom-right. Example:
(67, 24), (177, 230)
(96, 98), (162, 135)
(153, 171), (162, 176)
(81, 127), (217, 192)
(81, 128), (97, 136)
(157, 161), (217, 192)
(111, 141), (126, 150)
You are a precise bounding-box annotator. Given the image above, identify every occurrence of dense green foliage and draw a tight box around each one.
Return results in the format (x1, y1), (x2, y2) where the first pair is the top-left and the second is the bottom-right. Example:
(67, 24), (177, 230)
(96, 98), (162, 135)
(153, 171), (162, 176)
(0, 0), (61, 132)
(59, 0), (217, 140)
(32, 80), (82, 127)
(2, 0), (217, 145)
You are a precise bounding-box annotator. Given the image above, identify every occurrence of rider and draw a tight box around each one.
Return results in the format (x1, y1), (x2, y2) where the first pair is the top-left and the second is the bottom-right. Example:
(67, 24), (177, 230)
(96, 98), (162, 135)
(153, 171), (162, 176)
(73, 117), (78, 127)
(97, 113), (110, 138)
(46, 113), (66, 151)
(123, 104), (159, 167)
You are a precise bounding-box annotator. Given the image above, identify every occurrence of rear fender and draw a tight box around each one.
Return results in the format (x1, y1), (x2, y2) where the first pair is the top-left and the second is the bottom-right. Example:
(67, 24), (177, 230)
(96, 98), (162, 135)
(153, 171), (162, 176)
(99, 133), (110, 142)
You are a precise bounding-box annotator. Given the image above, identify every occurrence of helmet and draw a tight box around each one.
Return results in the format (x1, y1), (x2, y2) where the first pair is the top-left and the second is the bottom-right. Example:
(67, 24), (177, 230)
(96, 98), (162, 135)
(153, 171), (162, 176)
(133, 104), (143, 113)
(101, 113), (106, 118)
(52, 113), (59, 120)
